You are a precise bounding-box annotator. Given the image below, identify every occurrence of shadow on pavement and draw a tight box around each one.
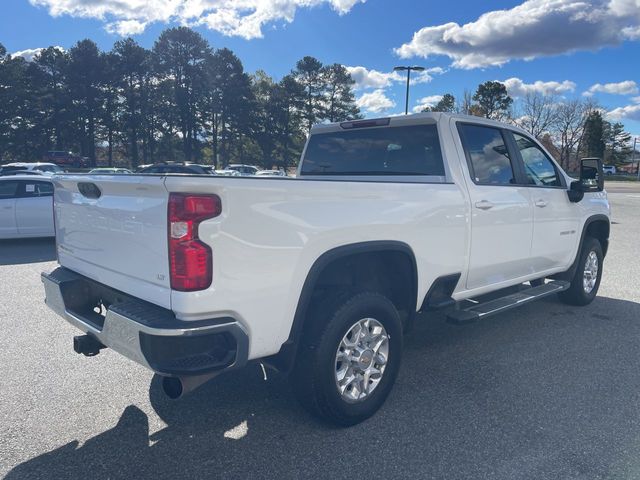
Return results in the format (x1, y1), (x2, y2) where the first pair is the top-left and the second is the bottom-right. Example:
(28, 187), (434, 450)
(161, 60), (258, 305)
(6, 295), (640, 480)
(0, 238), (56, 266)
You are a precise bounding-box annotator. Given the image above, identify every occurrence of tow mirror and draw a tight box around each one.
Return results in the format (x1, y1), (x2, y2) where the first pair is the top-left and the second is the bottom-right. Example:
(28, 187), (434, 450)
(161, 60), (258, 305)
(567, 158), (604, 203)
(567, 180), (584, 203)
(579, 157), (604, 192)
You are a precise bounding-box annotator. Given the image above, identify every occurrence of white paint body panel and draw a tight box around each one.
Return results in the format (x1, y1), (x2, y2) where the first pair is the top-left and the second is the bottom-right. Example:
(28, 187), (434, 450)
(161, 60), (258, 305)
(0, 197), (17, 237)
(50, 113), (610, 360)
(15, 196), (54, 236)
(53, 175), (172, 309)
(0, 176), (55, 239)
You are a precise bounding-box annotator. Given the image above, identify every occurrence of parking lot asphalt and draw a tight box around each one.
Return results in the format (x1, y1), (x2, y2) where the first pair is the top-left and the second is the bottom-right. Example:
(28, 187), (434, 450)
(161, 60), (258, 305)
(1, 189), (640, 480)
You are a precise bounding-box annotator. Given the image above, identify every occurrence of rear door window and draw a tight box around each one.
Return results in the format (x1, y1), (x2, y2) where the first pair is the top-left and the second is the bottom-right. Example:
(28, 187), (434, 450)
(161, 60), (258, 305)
(0, 180), (20, 199)
(1, 166), (28, 174)
(22, 181), (53, 197)
(301, 124), (445, 176)
(458, 124), (516, 186)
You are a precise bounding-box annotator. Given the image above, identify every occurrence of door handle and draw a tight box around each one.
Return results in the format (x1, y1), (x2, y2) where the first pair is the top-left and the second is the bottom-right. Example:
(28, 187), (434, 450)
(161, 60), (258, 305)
(534, 199), (548, 208)
(475, 200), (494, 210)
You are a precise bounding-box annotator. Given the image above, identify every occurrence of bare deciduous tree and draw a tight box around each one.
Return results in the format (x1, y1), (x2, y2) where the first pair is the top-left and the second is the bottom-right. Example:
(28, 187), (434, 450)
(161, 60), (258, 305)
(513, 93), (558, 139)
(554, 99), (587, 170)
(458, 89), (474, 115)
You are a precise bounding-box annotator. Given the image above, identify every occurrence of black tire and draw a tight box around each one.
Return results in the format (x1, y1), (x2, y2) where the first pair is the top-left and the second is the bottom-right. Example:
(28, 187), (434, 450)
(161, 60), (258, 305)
(558, 236), (603, 306)
(291, 291), (403, 426)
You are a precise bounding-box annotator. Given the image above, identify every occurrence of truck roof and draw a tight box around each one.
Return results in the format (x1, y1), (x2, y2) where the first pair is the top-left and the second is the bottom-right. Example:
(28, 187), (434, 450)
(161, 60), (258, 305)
(310, 112), (531, 136)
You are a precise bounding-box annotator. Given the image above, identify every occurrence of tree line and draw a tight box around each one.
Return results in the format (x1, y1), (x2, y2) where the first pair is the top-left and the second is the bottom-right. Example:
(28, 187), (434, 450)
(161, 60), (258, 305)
(0, 27), (360, 169)
(1, 27), (635, 171)
(423, 81), (635, 171)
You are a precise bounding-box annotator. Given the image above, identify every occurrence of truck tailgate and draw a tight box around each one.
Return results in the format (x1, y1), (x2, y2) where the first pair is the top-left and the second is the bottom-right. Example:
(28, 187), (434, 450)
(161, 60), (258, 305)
(52, 175), (171, 308)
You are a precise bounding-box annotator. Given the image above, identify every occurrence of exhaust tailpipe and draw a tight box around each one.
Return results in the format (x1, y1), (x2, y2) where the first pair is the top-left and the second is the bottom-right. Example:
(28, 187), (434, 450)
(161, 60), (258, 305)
(162, 372), (220, 399)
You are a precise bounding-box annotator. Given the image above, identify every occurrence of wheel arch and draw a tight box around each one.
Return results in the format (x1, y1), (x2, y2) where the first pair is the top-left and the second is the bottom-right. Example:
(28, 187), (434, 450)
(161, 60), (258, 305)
(552, 214), (610, 282)
(265, 241), (418, 372)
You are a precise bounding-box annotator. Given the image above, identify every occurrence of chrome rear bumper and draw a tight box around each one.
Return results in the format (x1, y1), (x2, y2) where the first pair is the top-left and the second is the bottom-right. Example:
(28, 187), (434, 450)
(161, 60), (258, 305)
(42, 267), (248, 376)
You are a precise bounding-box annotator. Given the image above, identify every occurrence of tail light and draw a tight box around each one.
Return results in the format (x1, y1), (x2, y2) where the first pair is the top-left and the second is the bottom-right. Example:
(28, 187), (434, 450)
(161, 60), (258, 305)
(168, 193), (221, 291)
(52, 189), (58, 261)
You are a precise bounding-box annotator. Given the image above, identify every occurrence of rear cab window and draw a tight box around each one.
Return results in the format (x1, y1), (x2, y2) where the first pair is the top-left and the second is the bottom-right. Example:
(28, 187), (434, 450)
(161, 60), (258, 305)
(300, 124), (446, 178)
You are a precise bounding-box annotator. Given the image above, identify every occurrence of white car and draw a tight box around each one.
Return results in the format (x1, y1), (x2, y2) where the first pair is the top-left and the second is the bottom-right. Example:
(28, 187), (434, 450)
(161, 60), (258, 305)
(214, 169), (241, 176)
(0, 175), (54, 239)
(42, 113), (610, 426)
(256, 170), (287, 177)
(226, 164), (260, 176)
(88, 167), (132, 174)
(3, 162), (65, 176)
(602, 165), (616, 175)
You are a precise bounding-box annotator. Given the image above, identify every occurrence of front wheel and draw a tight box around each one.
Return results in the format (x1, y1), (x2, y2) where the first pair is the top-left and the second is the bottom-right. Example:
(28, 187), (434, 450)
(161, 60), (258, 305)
(291, 291), (403, 426)
(558, 236), (603, 306)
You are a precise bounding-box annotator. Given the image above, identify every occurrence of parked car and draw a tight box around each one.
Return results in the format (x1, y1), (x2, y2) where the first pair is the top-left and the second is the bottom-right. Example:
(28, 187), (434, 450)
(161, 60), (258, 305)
(214, 169), (241, 176)
(0, 167), (45, 176)
(42, 151), (88, 168)
(0, 175), (54, 239)
(88, 167), (132, 174)
(226, 164), (260, 175)
(602, 165), (617, 175)
(256, 170), (287, 177)
(137, 163), (211, 174)
(4, 162), (65, 176)
(42, 113), (610, 426)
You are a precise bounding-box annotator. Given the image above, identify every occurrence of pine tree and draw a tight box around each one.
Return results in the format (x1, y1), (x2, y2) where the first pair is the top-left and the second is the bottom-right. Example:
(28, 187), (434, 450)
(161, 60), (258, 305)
(293, 56), (325, 132)
(582, 110), (606, 159)
(323, 63), (360, 122)
(473, 81), (513, 120)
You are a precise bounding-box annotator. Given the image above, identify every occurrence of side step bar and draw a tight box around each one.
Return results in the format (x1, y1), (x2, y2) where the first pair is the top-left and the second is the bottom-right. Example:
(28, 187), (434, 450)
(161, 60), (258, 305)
(446, 280), (570, 325)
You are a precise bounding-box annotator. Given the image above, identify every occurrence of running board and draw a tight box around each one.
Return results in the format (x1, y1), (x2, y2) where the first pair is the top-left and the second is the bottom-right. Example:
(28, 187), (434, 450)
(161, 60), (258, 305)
(446, 281), (570, 325)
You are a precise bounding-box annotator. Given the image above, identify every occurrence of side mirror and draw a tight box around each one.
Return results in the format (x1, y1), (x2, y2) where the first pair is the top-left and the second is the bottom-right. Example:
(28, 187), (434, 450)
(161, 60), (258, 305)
(580, 157), (604, 192)
(568, 158), (604, 202)
(567, 180), (584, 203)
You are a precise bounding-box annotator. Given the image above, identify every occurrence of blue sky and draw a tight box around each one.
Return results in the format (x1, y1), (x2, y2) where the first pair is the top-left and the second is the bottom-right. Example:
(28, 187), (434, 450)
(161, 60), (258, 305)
(2, 0), (640, 136)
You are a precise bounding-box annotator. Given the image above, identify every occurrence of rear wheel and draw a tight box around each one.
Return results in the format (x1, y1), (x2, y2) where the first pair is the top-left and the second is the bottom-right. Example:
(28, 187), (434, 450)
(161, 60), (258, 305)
(291, 291), (403, 426)
(558, 236), (603, 306)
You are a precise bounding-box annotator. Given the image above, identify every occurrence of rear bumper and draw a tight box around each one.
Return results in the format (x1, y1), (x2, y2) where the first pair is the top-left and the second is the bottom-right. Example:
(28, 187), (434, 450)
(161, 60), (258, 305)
(41, 267), (249, 376)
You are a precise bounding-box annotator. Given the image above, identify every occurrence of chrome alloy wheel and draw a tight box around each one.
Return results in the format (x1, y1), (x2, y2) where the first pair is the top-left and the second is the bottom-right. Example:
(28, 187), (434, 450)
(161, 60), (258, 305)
(583, 251), (599, 294)
(335, 318), (390, 403)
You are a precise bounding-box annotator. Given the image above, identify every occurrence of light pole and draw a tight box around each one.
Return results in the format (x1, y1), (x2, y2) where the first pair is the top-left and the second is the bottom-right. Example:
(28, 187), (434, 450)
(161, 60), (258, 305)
(633, 136), (639, 180)
(394, 65), (425, 115)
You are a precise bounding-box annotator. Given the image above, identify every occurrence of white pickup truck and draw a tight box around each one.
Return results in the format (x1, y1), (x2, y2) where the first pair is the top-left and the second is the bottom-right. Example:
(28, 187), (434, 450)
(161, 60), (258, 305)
(42, 113), (610, 426)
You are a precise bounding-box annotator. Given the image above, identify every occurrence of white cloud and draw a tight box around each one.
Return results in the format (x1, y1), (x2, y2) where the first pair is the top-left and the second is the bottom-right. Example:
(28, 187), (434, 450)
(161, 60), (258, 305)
(412, 95), (443, 113)
(607, 104), (640, 121)
(105, 19), (148, 36)
(346, 66), (444, 90)
(29, 0), (366, 39)
(632, 96), (640, 103)
(500, 77), (576, 97)
(411, 67), (446, 85)
(11, 46), (64, 61)
(356, 89), (396, 113)
(584, 80), (639, 96)
(394, 0), (640, 69)
(346, 66), (402, 90)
